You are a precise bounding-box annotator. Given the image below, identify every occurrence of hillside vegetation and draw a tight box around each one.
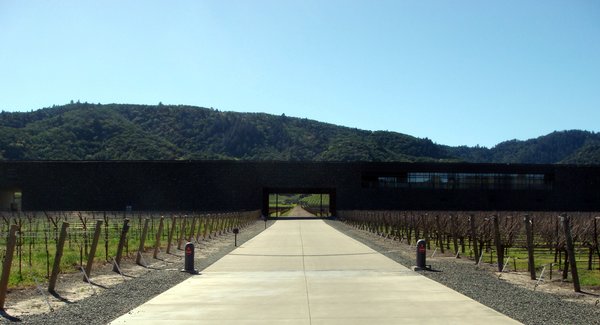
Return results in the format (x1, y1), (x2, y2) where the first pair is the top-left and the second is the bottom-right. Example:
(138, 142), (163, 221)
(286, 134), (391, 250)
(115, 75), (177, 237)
(0, 103), (598, 164)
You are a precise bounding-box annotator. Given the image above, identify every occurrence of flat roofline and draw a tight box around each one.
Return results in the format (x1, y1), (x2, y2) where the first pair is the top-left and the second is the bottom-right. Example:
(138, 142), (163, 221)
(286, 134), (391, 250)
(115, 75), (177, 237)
(0, 160), (598, 170)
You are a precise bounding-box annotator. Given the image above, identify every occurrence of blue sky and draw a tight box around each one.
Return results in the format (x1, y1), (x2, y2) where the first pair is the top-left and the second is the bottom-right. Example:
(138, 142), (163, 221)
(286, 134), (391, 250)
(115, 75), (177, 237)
(1, 1), (599, 147)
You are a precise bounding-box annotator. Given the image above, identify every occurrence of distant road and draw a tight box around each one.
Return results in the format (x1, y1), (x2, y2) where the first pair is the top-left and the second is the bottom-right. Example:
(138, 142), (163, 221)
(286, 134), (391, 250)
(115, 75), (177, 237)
(284, 205), (315, 217)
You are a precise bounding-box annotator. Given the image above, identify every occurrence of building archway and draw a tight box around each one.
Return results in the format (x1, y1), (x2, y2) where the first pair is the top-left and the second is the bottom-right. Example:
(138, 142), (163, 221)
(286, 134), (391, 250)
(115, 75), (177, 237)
(262, 187), (336, 218)
(0, 188), (22, 211)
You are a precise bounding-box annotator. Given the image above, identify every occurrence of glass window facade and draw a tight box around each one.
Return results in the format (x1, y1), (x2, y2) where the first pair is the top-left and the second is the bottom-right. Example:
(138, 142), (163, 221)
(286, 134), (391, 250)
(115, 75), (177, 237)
(364, 172), (552, 190)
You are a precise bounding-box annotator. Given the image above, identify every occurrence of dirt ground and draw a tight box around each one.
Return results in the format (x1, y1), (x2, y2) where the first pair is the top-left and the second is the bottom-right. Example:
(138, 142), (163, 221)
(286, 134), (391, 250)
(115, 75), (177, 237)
(425, 251), (600, 307)
(495, 267), (600, 306)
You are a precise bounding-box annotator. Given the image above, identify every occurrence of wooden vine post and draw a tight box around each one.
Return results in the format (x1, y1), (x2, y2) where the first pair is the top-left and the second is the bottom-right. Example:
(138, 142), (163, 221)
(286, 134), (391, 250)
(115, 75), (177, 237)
(202, 216), (209, 240)
(595, 217), (600, 269)
(113, 219), (130, 273)
(0, 225), (19, 309)
(435, 215), (444, 253)
(195, 216), (203, 242)
(469, 214), (479, 263)
(188, 217), (197, 242)
(177, 218), (187, 250)
(492, 215), (504, 272)
(84, 220), (103, 281)
(451, 214), (459, 255)
(524, 214), (536, 280)
(49, 222), (69, 292)
(136, 219), (150, 266)
(166, 216), (177, 254)
(153, 217), (164, 259)
(561, 214), (581, 292)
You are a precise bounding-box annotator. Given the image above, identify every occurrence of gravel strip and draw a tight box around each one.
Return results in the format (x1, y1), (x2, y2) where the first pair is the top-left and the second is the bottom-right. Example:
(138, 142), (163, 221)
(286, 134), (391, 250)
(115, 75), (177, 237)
(18, 220), (273, 325)
(325, 219), (600, 325)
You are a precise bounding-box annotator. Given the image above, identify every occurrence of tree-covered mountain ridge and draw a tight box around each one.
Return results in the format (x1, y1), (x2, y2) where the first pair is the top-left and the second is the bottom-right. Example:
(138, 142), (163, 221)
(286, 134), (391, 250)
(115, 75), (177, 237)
(0, 103), (598, 164)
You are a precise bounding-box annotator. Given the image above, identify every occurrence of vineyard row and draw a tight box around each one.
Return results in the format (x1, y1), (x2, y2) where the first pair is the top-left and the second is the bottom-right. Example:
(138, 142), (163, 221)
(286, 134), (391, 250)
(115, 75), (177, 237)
(0, 210), (261, 309)
(338, 210), (600, 292)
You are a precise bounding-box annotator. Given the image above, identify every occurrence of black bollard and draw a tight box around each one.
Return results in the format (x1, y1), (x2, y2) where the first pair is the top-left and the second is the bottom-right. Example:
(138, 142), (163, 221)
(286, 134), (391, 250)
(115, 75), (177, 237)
(416, 239), (427, 270)
(233, 228), (239, 247)
(183, 242), (198, 274)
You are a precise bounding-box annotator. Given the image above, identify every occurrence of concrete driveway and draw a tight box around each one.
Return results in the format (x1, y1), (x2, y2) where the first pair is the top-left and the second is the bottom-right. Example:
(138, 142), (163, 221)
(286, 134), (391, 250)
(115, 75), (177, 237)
(111, 219), (521, 324)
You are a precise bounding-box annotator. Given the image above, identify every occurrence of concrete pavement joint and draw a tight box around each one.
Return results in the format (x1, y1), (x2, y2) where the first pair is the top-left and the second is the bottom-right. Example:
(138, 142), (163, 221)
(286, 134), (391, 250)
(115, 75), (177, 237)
(299, 221), (313, 325)
(228, 252), (380, 257)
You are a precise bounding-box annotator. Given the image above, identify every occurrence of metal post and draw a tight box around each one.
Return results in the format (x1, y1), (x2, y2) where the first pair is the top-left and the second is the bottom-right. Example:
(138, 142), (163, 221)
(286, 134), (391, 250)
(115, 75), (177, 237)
(416, 239), (427, 270)
(80, 267), (96, 295)
(477, 250), (484, 266)
(233, 228), (239, 247)
(183, 242), (198, 274)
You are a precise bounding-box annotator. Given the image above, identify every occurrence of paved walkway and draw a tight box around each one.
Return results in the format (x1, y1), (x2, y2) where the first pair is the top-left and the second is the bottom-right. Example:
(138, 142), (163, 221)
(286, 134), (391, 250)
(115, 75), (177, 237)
(111, 220), (521, 324)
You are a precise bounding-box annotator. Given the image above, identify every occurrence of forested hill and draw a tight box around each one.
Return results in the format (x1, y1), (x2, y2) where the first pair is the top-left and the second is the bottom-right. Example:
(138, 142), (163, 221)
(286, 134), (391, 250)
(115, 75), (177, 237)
(0, 103), (598, 164)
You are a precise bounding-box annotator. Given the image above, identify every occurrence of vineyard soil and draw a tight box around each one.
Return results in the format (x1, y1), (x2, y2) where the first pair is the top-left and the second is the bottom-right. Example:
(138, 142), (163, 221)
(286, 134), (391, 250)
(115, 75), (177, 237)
(3, 220), (270, 321)
(498, 272), (600, 306)
(5, 258), (151, 317)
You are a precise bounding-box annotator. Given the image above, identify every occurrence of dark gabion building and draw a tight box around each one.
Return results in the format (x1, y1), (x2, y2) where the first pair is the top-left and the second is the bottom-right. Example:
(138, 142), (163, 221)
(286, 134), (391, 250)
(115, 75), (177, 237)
(0, 161), (599, 214)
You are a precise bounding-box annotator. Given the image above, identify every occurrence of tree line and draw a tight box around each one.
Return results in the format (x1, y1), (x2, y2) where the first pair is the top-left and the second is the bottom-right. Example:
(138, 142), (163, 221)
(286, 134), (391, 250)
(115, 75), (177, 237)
(0, 103), (598, 163)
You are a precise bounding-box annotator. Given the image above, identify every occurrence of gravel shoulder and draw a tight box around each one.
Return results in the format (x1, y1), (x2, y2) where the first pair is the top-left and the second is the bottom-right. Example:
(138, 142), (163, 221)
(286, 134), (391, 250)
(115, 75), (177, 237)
(6, 219), (273, 325)
(326, 219), (600, 325)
